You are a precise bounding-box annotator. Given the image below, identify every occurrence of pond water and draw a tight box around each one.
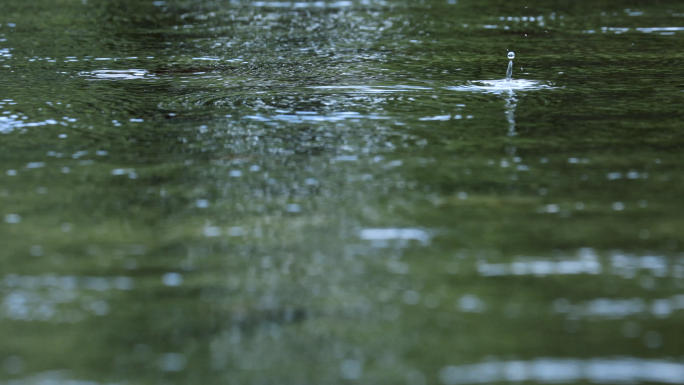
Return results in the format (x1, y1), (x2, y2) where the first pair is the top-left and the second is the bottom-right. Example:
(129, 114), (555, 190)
(1, 0), (684, 383)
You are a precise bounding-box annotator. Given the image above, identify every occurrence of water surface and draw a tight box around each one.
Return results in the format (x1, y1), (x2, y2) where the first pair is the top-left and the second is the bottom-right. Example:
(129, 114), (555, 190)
(1, 0), (684, 384)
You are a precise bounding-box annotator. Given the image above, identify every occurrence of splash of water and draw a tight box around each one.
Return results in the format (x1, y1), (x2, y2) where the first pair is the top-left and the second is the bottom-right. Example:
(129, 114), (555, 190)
(506, 51), (515, 81)
(445, 50), (555, 93)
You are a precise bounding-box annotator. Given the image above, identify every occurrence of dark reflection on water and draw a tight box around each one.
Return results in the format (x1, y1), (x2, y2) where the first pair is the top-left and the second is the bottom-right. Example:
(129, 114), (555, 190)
(1, 0), (684, 383)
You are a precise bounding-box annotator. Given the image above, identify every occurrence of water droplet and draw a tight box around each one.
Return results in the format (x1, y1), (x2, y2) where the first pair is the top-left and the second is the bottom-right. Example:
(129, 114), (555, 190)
(508, 51), (515, 59)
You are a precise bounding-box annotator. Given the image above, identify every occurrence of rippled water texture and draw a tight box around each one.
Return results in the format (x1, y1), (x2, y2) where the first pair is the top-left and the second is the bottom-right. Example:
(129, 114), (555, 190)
(1, 0), (684, 383)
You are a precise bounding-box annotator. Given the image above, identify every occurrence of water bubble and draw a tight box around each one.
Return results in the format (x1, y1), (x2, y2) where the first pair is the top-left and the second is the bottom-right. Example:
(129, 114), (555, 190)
(508, 52), (515, 59)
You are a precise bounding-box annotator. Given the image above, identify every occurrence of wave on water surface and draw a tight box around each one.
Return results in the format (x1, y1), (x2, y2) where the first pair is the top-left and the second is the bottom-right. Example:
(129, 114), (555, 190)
(446, 79), (557, 94)
(79, 69), (152, 80)
(310, 85), (432, 93)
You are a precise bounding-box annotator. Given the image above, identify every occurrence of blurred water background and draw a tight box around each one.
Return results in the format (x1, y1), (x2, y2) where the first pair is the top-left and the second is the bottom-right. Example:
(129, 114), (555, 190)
(1, 0), (684, 384)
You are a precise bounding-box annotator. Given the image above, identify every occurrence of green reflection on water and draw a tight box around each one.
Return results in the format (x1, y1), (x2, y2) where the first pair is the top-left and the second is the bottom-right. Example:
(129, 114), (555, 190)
(1, 0), (684, 383)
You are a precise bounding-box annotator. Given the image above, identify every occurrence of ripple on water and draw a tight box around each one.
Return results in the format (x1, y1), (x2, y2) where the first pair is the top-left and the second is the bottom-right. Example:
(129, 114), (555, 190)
(244, 111), (390, 123)
(79, 69), (152, 81)
(310, 85), (432, 94)
(1, 274), (134, 322)
(359, 228), (431, 247)
(250, 1), (353, 8)
(446, 79), (557, 94)
(0, 113), (62, 134)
